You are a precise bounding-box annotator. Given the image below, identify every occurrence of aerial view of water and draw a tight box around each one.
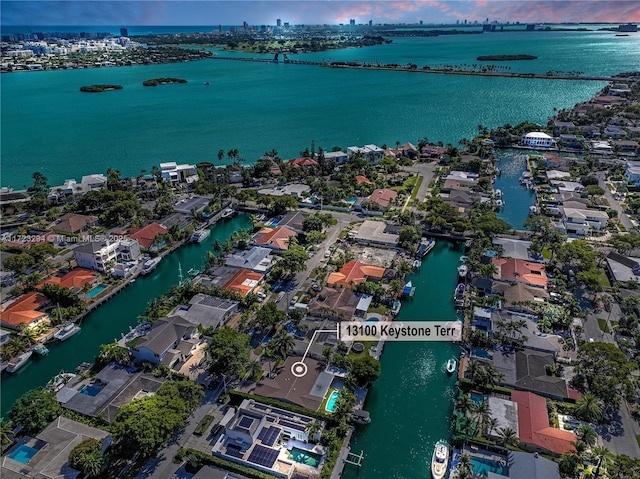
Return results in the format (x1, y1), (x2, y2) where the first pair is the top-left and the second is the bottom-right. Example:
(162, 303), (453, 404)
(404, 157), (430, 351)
(2, 31), (638, 188)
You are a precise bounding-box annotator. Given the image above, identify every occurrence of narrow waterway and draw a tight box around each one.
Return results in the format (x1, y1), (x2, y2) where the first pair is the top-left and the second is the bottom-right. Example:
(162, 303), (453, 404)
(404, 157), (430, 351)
(493, 149), (536, 230)
(343, 241), (463, 479)
(0, 214), (252, 417)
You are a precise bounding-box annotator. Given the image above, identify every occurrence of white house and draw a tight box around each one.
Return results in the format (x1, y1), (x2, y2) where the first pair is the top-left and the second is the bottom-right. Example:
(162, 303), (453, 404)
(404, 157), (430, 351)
(521, 132), (556, 148)
(48, 174), (107, 202)
(130, 317), (199, 366)
(626, 161), (640, 186)
(322, 150), (348, 165)
(563, 207), (609, 235)
(74, 241), (120, 272)
(347, 144), (385, 163)
(159, 161), (198, 184)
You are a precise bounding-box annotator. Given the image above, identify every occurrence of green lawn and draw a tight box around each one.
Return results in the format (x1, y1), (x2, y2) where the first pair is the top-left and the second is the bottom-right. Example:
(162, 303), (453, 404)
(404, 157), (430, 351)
(410, 176), (424, 200)
(596, 269), (611, 289)
(541, 247), (552, 260)
(597, 318), (611, 333)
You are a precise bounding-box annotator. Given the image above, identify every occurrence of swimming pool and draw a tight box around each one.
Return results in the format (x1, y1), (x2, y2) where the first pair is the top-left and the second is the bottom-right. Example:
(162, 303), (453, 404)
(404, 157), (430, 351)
(471, 456), (507, 475)
(288, 447), (322, 467)
(78, 384), (104, 396)
(86, 284), (107, 298)
(472, 347), (492, 360)
(470, 392), (485, 404)
(9, 445), (39, 464)
(325, 390), (340, 412)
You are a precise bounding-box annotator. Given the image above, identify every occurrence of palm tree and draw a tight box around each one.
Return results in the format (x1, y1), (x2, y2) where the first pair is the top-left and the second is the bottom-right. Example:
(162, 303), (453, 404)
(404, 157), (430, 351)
(17, 322), (38, 345)
(575, 393), (603, 423)
(590, 445), (612, 478)
(305, 421), (322, 442)
(577, 424), (598, 447)
(466, 359), (482, 383)
(455, 393), (474, 416)
(486, 417), (499, 439)
(245, 359), (263, 382)
(497, 427), (518, 447)
(80, 451), (104, 478)
(0, 418), (14, 447)
(271, 329), (295, 360)
(454, 453), (473, 479)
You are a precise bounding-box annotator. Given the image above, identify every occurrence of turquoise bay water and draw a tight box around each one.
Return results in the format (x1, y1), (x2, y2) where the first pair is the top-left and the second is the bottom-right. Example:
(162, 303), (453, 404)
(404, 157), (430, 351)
(3, 32), (638, 188)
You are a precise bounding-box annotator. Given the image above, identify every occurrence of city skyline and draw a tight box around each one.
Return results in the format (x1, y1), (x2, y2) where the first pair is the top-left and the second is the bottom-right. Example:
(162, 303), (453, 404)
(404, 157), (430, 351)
(2, 1), (640, 27)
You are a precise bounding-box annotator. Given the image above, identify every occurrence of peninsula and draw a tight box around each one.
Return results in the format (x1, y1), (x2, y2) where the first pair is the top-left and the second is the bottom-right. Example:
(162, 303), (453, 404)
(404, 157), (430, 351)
(476, 54), (538, 61)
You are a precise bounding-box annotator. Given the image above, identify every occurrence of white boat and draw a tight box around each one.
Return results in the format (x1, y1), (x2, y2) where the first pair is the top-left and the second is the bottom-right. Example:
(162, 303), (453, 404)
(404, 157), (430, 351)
(446, 358), (457, 375)
(495, 199), (504, 208)
(431, 440), (449, 479)
(391, 300), (402, 315)
(402, 281), (415, 297)
(220, 207), (235, 219)
(47, 371), (77, 392)
(457, 264), (468, 278)
(54, 323), (80, 341)
(413, 259), (421, 269)
(417, 239), (436, 258)
(190, 228), (210, 243)
(140, 257), (162, 275)
(6, 350), (33, 373)
(494, 188), (503, 198)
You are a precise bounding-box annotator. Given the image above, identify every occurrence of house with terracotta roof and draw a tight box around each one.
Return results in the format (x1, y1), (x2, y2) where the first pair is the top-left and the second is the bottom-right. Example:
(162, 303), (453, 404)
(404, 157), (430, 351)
(223, 269), (265, 297)
(0, 292), (50, 330)
(39, 268), (98, 292)
(326, 261), (385, 289)
(253, 226), (297, 252)
(128, 222), (168, 249)
(512, 390), (577, 456)
(355, 175), (371, 185)
(287, 158), (318, 168)
(365, 189), (398, 210)
(53, 213), (99, 234)
(492, 257), (548, 289)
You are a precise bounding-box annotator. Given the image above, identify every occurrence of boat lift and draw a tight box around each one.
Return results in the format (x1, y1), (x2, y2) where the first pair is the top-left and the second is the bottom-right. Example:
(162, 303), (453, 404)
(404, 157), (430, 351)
(344, 450), (365, 468)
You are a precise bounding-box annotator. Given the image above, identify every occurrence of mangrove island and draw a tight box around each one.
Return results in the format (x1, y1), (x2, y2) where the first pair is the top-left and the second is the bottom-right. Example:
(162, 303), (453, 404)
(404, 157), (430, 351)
(142, 77), (188, 86)
(79, 84), (124, 93)
(476, 54), (538, 61)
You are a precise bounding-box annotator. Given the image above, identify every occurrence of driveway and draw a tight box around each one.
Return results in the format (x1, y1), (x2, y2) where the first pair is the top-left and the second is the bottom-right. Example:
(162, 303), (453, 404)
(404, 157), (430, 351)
(405, 161), (437, 202)
(597, 171), (634, 230)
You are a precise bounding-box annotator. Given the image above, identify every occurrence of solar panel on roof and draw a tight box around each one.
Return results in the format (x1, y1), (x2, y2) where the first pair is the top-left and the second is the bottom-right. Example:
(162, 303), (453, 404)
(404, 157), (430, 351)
(279, 419), (306, 432)
(259, 426), (280, 447)
(247, 445), (279, 468)
(225, 444), (243, 458)
(239, 416), (254, 429)
(253, 403), (268, 411)
(265, 417), (275, 422)
(299, 417), (312, 423)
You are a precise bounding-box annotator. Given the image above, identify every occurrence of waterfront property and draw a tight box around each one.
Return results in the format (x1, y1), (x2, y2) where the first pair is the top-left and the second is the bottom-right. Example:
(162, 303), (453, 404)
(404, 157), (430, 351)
(160, 161), (198, 184)
(212, 398), (325, 478)
(225, 246), (275, 273)
(0, 292), (50, 331)
(170, 293), (240, 330)
(520, 132), (556, 148)
(127, 222), (168, 249)
(74, 239), (139, 272)
(353, 220), (399, 247)
(128, 316), (201, 367)
(47, 174), (107, 203)
(1, 417), (111, 478)
(253, 226), (297, 252)
(326, 261), (385, 289)
(39, 267), (98, 292)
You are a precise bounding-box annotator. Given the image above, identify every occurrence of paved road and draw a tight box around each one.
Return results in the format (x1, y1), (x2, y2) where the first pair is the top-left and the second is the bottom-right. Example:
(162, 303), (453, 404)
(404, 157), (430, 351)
(405, 160), (437, 202)
(597, 171), (635, 230)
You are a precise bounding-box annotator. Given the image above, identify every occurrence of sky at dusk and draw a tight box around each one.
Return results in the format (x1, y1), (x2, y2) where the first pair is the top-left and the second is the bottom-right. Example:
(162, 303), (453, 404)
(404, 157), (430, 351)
(2, 1), (640, 27)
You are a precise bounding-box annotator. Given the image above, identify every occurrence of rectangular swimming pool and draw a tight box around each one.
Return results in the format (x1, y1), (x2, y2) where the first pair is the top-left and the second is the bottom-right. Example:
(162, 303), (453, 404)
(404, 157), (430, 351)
(288, 447), (322, 468)
(78, 384), (104, 396)
(9, 445), (39, 464)
(471, 456), (507, 475)
(86, 284), (107, 298)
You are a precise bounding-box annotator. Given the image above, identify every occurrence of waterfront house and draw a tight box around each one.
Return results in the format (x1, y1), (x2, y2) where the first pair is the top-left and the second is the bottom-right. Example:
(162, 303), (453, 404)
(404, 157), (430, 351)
(491, 257), (548, 289)
(74, 240), (119, 272)
(558, 134), (583, 149)
(511, 391), (577, 456)
(47, 174), (107, 202)
(128, 222), (168, 249)
(171, 293), (239, 330)
(211, 397), (325, 478)
(258, 184), (310, 199)
(492, 238), (536, 261)
(562, 207), (609, 235)
(0, 292), (49, 331)
(347, 144), (385, 164)
(308, 287), (360, 320)
(277, 210), (310, 234)
(354, 220), (399, 247)
(225, 247), (274, 273)
(223, 269), (265, 297)
(552, 120), (575, 136)
(521, 132), (556, 149)
(130, 317), (199, 367)
(591, 140), (613, 153)
(0, 417), (112, 479)
(52, 213), (99, 234)
(546, 170), (571, 181)
(486, 395), (520, 442)
(159, 161), (198, 184)
(550, 180), (583, 193)
(542, 154), (570, 170)
(365, 188), (398, 210)
(492, 282), (549, 314)
(174, 196), (210, 215)
(38, 268), (98, 292)
(326, 261), (385, 289)
(507, 451), (561, 479)
(322, 150), (348, 165)
(287, 157), (318, 168)
(253, 226), (297, 252)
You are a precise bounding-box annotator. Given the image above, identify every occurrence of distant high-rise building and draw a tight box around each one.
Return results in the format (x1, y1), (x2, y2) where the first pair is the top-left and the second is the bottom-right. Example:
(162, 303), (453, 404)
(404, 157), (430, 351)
(243, 21), (248, 31)
(368, 20), (372, 26)
(218, 24), (222, 32)
(277, 18), (281, 27)
(349, 19), (355, 26)
(284, 22), (289, 28)
(420, 20), (423, 25)
(120, 27), (128, 37)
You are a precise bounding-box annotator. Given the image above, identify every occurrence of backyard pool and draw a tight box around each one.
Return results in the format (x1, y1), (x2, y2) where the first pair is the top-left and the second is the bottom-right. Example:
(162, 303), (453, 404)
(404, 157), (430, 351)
(9, 445), (39, 464)
(472, 347), (493, 360)
(471, 456), (507, 476)
(288, 447), (322, 468)
(86, 284), (107, 298)
(78, 384), (104, 396)
(325, 390), (340, 412)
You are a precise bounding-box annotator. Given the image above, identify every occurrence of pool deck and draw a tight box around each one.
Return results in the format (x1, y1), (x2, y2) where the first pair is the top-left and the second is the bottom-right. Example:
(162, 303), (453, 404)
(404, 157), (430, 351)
(450, 445), (509, 477)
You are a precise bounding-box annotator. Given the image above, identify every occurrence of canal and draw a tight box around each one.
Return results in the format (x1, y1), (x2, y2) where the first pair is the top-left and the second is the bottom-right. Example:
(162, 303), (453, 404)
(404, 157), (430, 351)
(493, 149), (536, 230)
(0, 214), (252, 418)
(343, 241), (463, 479)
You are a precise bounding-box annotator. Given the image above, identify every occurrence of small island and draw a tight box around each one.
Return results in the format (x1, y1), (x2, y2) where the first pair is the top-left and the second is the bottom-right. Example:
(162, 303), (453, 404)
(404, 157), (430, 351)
(476, 54), (538, 61)
(142, 77), (188, 87)
(79, 84), (123, 93)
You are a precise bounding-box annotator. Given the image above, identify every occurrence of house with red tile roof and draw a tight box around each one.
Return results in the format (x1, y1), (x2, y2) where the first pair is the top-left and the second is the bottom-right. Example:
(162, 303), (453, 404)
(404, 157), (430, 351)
(512, 390), (577, 456)
(366, 189), (398, 210)
(492, 257), (548, 289)
(355, 175), (371, 185)
(38, 268), (98, 292)
(223, 269), (265, 297)
(0, 292), (50, 330)
(128, 222), (168, 249)
(53, 213), (99, 234)
(326, 261), (385, 289)
(253, 226), (297, 252)
(287, 158), (318, 168)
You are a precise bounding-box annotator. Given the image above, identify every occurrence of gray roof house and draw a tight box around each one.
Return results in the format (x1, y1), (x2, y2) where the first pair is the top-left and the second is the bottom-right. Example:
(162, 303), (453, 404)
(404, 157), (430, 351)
(171, 293), (240, 330)
(505, 451), (560, 479)
(606, 251), (640, 282)
(225, 246), (275, 273)
(493, 237), (536, 261)
(354, 220), (399, 247)
(1, 417), (111, 479)
(277, 210), (310, 234)
(130, 317), (199, 367)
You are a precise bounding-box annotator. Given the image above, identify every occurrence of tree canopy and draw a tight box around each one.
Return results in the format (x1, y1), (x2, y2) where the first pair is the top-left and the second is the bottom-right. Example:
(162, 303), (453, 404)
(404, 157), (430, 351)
(9, 389), (62, 435)
(206, 326), (251, 379)
(346, 354), (381, 387)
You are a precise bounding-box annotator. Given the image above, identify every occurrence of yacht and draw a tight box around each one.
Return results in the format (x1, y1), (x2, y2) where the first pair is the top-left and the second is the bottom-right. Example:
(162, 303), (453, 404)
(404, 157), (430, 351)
(417, 239), (436, 258)
(54, 323), (80, 341)
(220, 207), (235, 219)
(190, 228), (211, 243)
(140, 256), (162, 275)
(446, 358), (457, 375)
(6, 350), (33, 373)
(413, 259), (421, 269)
(453, 283), (465, 308)
(457, 264), (468, 278)
(431, 440), (450, 479)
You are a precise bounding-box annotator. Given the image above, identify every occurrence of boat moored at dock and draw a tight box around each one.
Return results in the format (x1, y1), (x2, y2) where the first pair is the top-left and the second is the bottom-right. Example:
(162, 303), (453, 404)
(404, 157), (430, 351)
(140, 256), (162, 275)
(33, 344), (49, 356)
(417, 239), (436, 258)
(190, 228), (211, 243)
(6, 350), (33, 373)
(431, 440), (450, 479)
(54, 323), (80, 342)
(457, 264), (468, 279)
(220, 207), (235, 219)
